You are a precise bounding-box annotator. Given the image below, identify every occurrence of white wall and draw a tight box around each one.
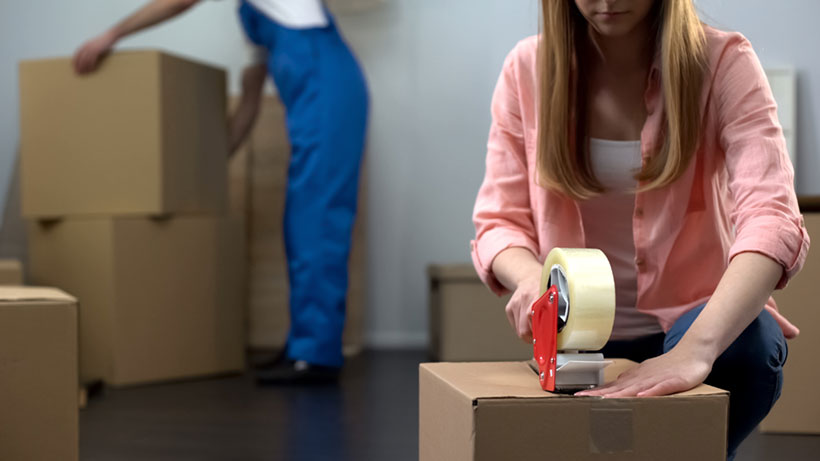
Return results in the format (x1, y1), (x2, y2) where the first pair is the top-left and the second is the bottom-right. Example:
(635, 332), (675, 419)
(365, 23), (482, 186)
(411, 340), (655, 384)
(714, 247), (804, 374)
(2, 0), (818, 348)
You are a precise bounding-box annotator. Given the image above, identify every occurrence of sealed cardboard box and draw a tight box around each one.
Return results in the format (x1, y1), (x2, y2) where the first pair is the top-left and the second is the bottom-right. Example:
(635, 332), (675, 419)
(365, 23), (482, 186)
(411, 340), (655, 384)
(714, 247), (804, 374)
(27, 215), (245, 386)
(0, 287), (78, 461)
(761, 212), (820, 433)
(420, 360), (728, 461)
(0, 259), (23, 284)
(428, 264), (532, 361)
(19, 50), (228, 217)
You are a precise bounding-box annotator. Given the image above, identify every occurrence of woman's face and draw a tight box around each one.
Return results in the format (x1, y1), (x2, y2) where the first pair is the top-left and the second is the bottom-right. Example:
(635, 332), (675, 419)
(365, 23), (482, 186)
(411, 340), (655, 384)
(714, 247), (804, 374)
(573, 0), (657, 37)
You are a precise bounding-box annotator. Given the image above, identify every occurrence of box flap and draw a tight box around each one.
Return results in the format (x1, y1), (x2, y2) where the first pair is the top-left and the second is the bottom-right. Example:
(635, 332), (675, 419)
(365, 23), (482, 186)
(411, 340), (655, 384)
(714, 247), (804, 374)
(427, 264), (479, 281)
(0, 286), (76, 303)
(421, 360), (727, 401)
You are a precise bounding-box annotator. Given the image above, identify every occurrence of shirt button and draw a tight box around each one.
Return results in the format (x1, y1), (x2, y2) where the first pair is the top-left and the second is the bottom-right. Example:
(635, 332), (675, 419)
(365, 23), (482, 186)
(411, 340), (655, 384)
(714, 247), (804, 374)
(636, 258), (645, 268)
(635, 208), (644, 218)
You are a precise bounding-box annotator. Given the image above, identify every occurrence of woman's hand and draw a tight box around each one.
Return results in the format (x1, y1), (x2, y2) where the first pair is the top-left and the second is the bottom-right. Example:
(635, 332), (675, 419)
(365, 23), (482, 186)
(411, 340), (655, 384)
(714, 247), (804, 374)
(73, 32), (116, 74)
(491, 247), (544, 343)
(505, 274), (541, 343)
(576, 343), (713, 397)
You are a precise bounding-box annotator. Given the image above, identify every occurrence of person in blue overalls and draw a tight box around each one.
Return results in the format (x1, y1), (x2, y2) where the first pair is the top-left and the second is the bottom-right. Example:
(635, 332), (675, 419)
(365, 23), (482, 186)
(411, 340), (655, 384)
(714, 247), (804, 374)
(74, 0), (369, 385)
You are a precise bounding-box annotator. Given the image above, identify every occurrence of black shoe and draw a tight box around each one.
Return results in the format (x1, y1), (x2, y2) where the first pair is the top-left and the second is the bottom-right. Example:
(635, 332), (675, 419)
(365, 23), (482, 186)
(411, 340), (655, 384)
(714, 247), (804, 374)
(255, 360), (340, 386)
(251, 348), (288, 370)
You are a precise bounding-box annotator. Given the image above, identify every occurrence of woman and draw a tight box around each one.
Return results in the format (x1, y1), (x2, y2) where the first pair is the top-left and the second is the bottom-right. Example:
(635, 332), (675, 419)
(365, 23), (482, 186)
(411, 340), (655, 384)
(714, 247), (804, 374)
(471, 0), (808, 458)
(75, 0), (369, 385)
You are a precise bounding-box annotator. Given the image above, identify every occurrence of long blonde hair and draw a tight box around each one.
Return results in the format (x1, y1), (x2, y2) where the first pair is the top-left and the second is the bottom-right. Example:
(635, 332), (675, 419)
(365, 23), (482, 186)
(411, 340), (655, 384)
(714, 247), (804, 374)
(537, 0), (707, 200)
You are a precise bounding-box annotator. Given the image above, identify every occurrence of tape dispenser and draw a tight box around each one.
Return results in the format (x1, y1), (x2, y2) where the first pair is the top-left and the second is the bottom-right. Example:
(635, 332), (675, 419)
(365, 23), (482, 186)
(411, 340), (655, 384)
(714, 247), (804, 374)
(531, 248), (616, 392)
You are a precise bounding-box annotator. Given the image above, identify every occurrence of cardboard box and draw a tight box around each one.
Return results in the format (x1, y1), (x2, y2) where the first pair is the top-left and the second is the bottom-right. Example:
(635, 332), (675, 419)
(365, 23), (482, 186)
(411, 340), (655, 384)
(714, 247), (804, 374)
(19, 50), (228, 217)
(420, 360), (728, 461)
(428, 264), (532, 361)
(0, 259), (23, 285)
(27, 215), (245, 386)
(245, 96), (366, 353)
(0, 287), (78, 461)
(761, 212), (820, 433)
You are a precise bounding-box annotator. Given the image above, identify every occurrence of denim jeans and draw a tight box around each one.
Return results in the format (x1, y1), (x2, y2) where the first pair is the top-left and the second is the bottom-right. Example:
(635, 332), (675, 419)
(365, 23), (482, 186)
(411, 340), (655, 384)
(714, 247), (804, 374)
(600, 304), (788, 460)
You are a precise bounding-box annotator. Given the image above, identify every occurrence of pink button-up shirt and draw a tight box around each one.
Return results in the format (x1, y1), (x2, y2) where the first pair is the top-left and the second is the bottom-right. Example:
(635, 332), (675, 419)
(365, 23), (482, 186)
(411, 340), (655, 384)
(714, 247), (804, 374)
(471, 26), (809, 339)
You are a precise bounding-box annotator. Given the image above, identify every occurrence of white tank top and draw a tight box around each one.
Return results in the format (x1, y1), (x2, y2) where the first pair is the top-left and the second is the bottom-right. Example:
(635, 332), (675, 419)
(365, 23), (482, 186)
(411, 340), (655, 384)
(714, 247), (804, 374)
(578, 138), (663, 340)
(245, 0), (328, 29)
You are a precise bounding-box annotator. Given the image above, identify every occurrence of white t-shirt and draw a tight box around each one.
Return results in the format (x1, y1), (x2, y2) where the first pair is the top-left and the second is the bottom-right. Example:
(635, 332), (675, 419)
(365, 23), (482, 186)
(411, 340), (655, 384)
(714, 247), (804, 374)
(578, 138), (664, 340)
(246, 0), (328, 29)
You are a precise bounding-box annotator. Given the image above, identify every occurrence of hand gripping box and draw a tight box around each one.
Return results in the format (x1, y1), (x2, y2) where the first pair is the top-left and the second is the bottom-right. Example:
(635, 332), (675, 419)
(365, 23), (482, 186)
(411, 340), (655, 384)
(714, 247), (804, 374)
(420, 360), (728, 461)
(19, 50), (228, 217)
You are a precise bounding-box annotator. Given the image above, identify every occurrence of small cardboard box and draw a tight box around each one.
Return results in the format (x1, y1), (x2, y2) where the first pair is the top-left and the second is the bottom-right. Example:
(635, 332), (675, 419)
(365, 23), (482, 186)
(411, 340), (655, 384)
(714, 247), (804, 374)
(19, 50), (228, 217)
(0, 259), (23, 285)
(428, 264), (532, 361)
(27, 215), (245, 386)
(760, 212), (820, 433)
(420, 360), (728, 461)
(0, 287), (78, 461)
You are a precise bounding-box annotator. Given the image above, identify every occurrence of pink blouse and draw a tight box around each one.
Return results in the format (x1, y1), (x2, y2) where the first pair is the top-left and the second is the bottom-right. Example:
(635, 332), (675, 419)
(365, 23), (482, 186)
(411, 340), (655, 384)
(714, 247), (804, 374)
(471, 26), (809, 339)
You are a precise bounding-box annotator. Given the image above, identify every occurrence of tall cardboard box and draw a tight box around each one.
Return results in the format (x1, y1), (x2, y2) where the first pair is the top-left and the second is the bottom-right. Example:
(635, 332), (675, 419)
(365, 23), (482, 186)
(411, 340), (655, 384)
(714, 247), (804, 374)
(27, 216), (245, 386)
(0, 287), (78, 461)
(19, 50), (228, 217)
(0, 259), (23, 284)
(761, 212), (820, 433)
(245, 96), (366, 354)
(428, 264), (532, 361)
(420, 360), (729, 461)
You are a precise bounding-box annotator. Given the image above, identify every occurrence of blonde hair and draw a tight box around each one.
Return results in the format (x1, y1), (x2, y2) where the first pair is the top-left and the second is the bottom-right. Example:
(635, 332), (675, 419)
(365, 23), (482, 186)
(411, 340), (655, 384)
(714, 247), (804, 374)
(537, 0), (707, 199)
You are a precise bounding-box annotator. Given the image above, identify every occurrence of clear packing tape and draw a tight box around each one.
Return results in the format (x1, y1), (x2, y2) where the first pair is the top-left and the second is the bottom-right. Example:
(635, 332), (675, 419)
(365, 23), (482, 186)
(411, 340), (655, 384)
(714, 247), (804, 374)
(539, 248), (615, 351)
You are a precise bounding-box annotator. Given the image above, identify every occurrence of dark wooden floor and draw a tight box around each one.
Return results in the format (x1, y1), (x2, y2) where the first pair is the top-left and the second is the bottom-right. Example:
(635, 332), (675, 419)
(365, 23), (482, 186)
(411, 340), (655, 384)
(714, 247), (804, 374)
(80, 350), (819, 461)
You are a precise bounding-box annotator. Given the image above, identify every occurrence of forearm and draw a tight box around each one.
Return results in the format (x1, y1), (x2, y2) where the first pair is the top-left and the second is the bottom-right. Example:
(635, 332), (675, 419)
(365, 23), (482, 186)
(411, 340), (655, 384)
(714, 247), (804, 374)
(106, 0), (199, 42)
(491, 247), (543, 291)
(229, 94), (261, 154)
(676, 252), (783, 363)
(229, 63), (267, 154)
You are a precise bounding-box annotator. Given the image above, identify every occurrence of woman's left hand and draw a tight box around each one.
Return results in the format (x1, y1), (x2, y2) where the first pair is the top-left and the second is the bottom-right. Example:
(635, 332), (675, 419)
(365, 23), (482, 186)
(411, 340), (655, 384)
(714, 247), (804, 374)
(575, 345), (713, 398)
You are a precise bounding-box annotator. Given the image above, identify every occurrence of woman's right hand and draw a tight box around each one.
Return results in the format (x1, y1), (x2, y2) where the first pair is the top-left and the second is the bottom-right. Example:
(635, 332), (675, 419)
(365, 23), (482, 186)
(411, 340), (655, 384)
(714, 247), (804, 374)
(505, 274), (542, 343)
(73, 32), (116, 74)
(491, 247), (544, 343)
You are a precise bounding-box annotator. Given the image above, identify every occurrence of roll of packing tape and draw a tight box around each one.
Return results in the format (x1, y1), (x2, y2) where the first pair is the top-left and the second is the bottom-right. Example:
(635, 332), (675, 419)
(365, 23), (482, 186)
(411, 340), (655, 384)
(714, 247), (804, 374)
(539, 248), (615, 351)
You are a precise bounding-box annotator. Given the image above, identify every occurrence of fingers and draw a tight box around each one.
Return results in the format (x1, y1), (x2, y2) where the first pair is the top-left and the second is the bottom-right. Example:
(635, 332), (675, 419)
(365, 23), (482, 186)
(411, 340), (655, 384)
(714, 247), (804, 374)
(576, 378), (623, 397)
(517, 303), (532, 342)
(74, 49), (96, 74)
(504, 304), (516, 336)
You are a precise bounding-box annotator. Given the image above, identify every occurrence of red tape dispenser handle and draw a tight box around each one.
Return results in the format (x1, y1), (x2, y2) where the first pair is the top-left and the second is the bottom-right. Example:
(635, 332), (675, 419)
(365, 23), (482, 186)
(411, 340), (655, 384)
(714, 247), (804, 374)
(531, 285), (559, 392)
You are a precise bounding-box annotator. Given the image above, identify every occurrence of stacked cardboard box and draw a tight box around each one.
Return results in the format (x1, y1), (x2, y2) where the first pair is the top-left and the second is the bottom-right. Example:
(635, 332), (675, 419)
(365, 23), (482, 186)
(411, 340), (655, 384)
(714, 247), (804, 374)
(244, 97), (366, 354)
(0, 259), (23, 285)
(20, 50), (245, 387)
(0, 287), (78, 461)
(428, 264), (532, 361)
(760, 209), (820, 434)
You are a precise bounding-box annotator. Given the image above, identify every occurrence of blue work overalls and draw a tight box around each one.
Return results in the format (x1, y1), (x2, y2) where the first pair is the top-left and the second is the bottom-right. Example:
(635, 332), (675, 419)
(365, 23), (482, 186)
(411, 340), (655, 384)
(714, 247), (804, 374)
(238, 1), (369, 367)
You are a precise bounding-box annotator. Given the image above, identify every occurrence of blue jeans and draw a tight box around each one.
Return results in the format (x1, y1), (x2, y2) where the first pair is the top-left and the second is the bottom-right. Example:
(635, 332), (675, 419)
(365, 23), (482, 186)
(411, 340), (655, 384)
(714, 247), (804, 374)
(238, 2), (369, 367)
(600, 304), (788, 460)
